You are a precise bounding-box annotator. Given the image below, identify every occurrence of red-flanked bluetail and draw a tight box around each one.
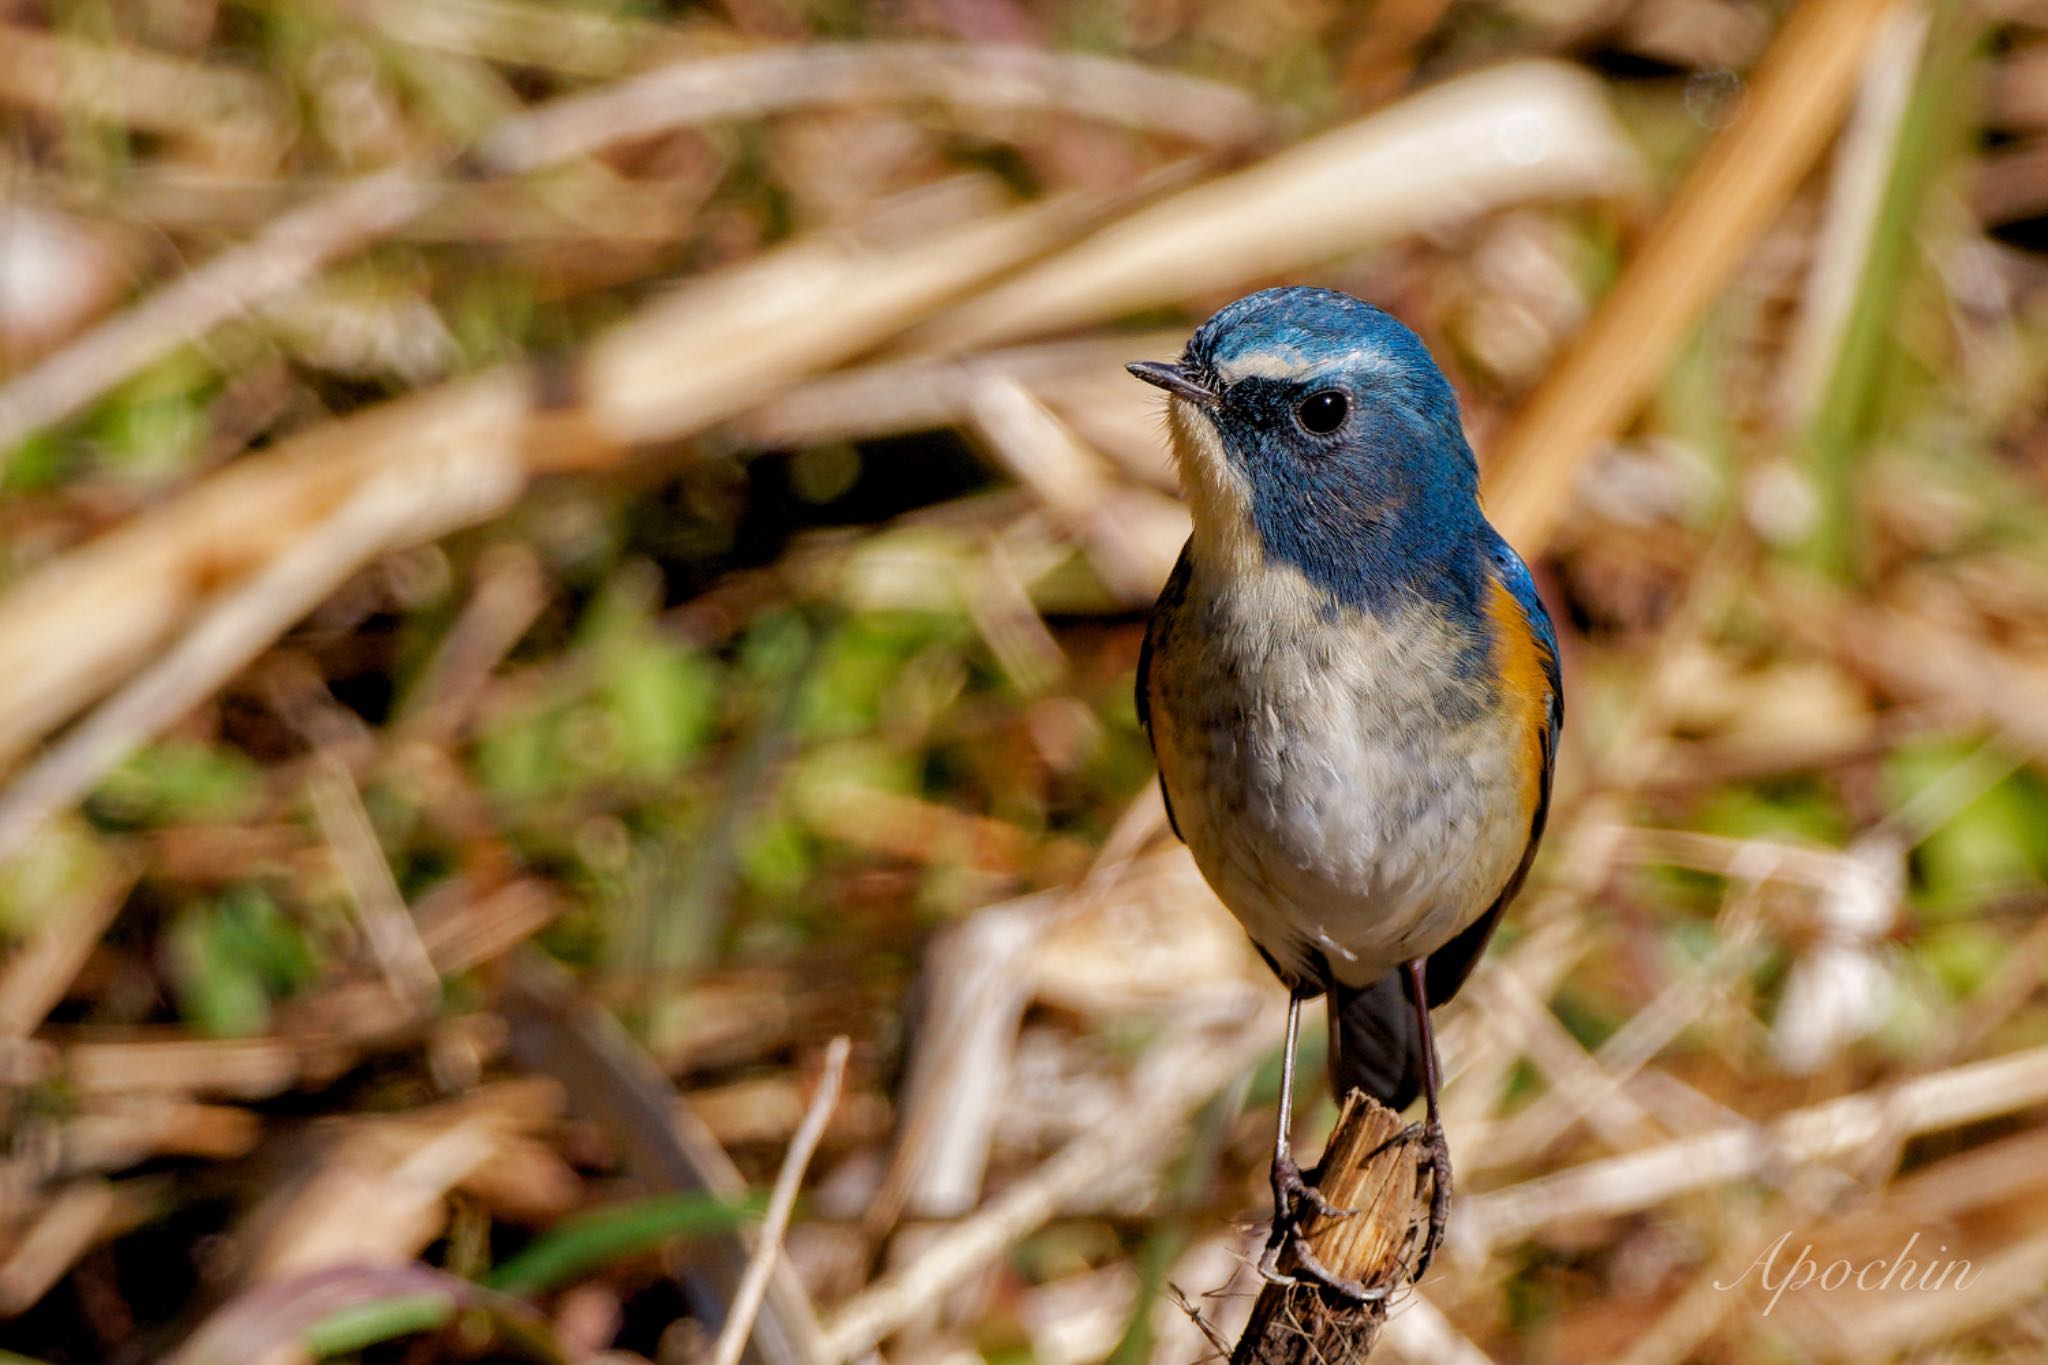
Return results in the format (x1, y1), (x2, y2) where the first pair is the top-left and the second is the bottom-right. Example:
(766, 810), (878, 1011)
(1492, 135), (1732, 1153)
(1130, 287), (1562, 1293)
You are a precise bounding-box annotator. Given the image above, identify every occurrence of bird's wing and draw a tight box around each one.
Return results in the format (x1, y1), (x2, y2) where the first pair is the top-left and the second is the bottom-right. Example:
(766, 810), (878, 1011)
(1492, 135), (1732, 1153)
(1136, 540), (1193, 841)
(1424, 540), (1563, 1006)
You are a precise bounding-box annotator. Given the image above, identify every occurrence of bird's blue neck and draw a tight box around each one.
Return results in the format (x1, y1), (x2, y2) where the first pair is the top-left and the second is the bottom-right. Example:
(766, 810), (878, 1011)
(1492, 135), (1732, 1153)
(1244, 424), (1491, 624)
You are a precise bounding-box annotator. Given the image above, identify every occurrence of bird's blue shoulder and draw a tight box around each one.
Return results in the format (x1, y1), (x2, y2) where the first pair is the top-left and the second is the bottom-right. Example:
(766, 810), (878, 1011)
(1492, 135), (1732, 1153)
(1485, 535), (1559, 683)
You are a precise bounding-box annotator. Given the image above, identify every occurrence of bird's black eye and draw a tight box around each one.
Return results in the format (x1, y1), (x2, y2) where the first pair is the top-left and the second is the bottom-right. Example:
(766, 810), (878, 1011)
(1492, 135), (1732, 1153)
(1295, 390), (1349, 435)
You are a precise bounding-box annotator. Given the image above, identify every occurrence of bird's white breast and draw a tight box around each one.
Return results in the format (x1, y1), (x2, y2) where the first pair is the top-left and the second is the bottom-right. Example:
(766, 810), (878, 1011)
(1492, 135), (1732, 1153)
(1147, 556), (1534, 989)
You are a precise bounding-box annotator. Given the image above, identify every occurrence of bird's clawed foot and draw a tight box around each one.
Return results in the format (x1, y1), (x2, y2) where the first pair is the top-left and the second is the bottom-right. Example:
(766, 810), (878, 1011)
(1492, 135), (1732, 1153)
(1271, 1150), (1350, 1224)
(1256, 1154), (1387, 1304)
(1396, 1117), (1454, 1281)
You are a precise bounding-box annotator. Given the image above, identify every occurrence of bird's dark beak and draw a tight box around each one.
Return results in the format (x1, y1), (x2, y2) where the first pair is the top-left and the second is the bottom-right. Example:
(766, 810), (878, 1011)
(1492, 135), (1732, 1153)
(1125, 360), (1217, 407)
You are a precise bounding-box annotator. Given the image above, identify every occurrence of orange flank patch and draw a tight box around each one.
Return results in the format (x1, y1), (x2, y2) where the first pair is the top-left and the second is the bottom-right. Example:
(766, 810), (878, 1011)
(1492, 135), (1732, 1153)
(1486, 577), (1553, 826)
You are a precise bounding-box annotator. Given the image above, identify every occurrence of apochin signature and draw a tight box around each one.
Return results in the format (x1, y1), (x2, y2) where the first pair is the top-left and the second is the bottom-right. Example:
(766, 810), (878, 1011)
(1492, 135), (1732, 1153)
(1716, 1231), (1977, 1315)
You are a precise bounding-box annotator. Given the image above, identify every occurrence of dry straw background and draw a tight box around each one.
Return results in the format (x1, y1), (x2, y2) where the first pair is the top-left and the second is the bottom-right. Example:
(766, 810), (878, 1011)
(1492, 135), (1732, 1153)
(2, 0), (2048, 1361)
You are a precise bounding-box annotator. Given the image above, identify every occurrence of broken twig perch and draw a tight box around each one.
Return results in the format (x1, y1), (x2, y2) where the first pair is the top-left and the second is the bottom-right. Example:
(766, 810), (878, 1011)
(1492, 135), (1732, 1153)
(1232, 1092), (1427, 1364)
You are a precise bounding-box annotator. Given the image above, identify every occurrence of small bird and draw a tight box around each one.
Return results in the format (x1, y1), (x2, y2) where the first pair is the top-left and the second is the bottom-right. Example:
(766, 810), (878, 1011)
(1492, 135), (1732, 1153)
(1129, 287), (1561, 1293)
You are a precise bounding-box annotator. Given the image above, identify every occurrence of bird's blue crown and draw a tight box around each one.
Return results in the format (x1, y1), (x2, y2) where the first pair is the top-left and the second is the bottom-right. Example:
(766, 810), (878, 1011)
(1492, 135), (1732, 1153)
(1174, 287), (1491, 617)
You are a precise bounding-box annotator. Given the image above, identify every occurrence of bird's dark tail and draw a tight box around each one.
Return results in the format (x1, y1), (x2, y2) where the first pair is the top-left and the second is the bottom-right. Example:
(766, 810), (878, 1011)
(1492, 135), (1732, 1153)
(1326, 971), (1423, 1111)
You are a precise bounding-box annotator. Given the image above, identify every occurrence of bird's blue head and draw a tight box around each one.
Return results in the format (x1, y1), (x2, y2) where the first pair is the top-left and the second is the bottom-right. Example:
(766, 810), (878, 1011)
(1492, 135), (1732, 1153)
(1129, 287), (1485, 611)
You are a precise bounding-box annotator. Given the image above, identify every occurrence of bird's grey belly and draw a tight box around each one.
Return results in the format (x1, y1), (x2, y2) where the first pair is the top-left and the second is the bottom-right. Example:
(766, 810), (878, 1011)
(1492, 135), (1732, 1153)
(1153, 604), (1530, 988)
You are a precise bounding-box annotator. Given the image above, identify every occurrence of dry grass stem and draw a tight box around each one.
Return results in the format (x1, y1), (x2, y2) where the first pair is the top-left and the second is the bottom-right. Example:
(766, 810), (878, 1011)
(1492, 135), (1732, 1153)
(711, 1035), (850, 1365)
(475, 41), (1274, 174)
(353, 0), (699, 77)
(1377, 1295), (1496, 1365)
(963, 375), (1186, 603)
(501, 959), (826, 1365)
(878, 895), (1052, 1230)
(1486, 0), (1903, 552)
(0, 169), (438, 458)
(726, 332), (1187, 451)
(306, 758), (441, 1007)
(239, 1083), (558, 1283)
(0, 191), (1087, 781)
(0, 21), (279, 145)
(906, 61), (1641, 354)
(0, 1180), (118, 1317)
(1465, 1039), (2048, 1254)
(0, 864), (134, 1038)
(0, 441), (524, 864)
(819, 997), (1280, 1363)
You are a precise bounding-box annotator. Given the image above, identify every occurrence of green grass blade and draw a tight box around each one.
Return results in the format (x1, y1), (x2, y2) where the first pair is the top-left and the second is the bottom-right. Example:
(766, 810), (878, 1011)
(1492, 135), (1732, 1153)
(305, 1292), (456, 1357)
(485, 1189), (760, 1297)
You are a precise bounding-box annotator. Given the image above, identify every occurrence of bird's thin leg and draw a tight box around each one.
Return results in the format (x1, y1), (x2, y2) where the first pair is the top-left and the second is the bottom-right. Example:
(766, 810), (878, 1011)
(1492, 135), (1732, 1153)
(1403, 958), (1453, 1279)
(1265, 988), (1340, 1217)
(1256, 987), (1382, 1303)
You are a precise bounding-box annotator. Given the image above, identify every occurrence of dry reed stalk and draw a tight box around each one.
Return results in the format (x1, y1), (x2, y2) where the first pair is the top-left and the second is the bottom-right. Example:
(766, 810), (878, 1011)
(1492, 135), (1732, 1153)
(878, 843), (1247, 1231)
(903, 60), (1642, 355)
(58, 1023), (395, 1100)
(0, 1041), (56, 1089)
(474, 41), (1274, 173)
(1779, 585), (2048, 764)
(353, 0), (703, 75)
(1442, 530), (1765, 1143)
(962, 375), (1185, 604)
(54, 1098), (262, 1172)
(0, 169), (439, 458)
(237, 1081), (560, 1283)
(1461, 892), (1766, 1176)
(413, 879), (559, 977)
(877, 893), (1054, 1230)
(1748, 1126), (2048, 1355)
(794, 776), (1038, 869)
(571, 189), (1107, 448)
(711, 1036), (850, 1365)
(1434, 820), (1618, 1137)
(0, 862), (134, 1038)
(1461, 1039), (2048, 1256)
(0, 38), (1221, 456)
(1484, 0), (1904, 553)
(969, 528), (1075, 695)
(1230, 1094), (1427, 1364)
(1026, 848), (1256, 1016)
(0, 372), (523, 776)
(1820, 1225), (2048, 1357)
(169, 1261), (554, 1365)
(1469, 968), (1665, 1155)
(450, 1135), (582, 1224)
(0, 194), (1092, 786)
(500, 956), (826, 1365)
(0, 1179), (117, 1316)
(725, 332), (1187, 450)
(0, 21), (281, 144)
(1595, 1213), (1802, 1365)
(1377, 1295), (1496, 1365)
(688, 1075), (888, 1150)
(394, 543), (549, 744)
(0, 430), (526, 865)
(404, 175), (714, 243)
(306, 756), (441, 1007)
(818, 995), (1282, 1363)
